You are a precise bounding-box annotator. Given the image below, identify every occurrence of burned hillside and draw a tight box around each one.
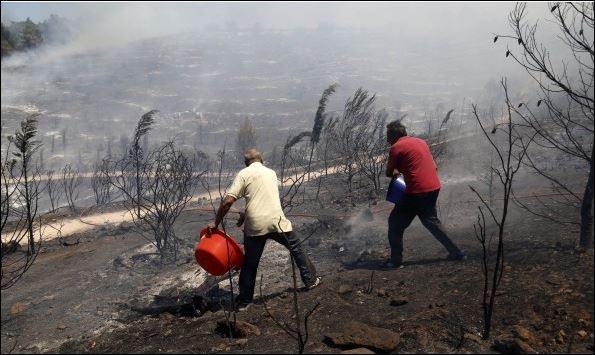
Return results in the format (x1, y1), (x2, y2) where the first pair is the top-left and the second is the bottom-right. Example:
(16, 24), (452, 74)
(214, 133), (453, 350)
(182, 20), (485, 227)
(1, 2), (594, 355)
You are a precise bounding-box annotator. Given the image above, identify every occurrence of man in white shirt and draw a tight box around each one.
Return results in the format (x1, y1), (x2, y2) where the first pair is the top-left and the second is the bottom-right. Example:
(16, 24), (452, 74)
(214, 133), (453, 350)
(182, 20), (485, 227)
(208, 148), (320, 310)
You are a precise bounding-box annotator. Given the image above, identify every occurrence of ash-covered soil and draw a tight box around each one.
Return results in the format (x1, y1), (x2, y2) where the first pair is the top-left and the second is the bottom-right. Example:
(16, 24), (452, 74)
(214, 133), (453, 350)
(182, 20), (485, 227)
(1, 173), (593, 354)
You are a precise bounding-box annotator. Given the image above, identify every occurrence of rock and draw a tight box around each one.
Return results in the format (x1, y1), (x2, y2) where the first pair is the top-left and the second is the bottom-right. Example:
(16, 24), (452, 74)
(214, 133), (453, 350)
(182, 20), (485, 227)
(325, 320), (400, 352)
(338, 285), (352, 295)
(390, 297), (408, 307)
(57, 325), (67, 330)
(492, 338), (536, 354)
(236, 321), (261, 337)
(216, 320), (261, 338)
(577, 330), (588, 337)
(514, 326), (534, 343)
(10, 302), (29, 315)
(341, 347), (375, 354)
(210, 343), (230, 352)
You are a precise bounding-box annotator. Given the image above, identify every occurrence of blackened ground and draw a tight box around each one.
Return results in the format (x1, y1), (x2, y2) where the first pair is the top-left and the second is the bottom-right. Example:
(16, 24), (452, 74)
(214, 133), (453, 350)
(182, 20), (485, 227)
(1, 172), (594, 354)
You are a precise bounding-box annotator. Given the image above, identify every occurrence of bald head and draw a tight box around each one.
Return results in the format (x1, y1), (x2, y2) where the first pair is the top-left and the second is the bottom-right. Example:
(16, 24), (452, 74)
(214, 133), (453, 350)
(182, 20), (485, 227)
(244, 148), (263, 166)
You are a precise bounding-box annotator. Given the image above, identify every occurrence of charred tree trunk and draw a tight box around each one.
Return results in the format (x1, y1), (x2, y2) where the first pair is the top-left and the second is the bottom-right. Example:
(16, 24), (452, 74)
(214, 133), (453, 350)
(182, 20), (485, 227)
(23, 164), (35, 254)
(579, 148), (594, 249)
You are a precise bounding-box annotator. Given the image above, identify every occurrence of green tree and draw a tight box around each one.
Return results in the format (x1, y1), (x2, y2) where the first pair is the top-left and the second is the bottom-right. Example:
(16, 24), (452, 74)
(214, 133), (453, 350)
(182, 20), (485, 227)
(20, 18), (43, 49)
(1, 22), (15, 57)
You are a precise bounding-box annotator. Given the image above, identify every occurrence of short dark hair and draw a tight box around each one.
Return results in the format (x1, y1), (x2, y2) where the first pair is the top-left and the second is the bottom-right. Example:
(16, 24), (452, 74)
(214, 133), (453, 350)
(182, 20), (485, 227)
(387, 120), (407, 139)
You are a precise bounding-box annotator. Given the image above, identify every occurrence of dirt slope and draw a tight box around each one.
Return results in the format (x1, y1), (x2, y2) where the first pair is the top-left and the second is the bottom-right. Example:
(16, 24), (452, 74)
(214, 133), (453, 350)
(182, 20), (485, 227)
(1, 175), (593, 354)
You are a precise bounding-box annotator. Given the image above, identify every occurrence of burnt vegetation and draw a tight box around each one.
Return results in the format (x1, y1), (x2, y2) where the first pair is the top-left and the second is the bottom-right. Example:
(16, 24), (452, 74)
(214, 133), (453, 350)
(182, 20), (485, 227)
(0, 2), (593, 354)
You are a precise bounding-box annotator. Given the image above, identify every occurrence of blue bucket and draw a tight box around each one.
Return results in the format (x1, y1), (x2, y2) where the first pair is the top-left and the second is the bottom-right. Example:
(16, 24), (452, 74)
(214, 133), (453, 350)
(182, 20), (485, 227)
(386, 176), (406, 204)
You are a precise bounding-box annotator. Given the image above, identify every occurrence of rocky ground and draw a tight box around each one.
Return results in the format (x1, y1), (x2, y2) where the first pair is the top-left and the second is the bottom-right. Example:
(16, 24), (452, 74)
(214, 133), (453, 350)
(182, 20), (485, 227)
(1, 172), (594, 354)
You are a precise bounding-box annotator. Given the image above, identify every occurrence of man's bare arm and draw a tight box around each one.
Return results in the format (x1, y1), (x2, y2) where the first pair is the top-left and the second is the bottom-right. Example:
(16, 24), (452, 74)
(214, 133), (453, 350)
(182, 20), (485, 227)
(208, 195), (237, 230)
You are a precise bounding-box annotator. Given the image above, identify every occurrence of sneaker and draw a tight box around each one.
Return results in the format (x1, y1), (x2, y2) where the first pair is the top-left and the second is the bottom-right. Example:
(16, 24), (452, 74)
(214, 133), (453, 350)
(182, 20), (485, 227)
(306, 277), (322, 290)
(447, 252), (467, 261)
(233, 299), (251, 312)
(383, 260), (404, 269)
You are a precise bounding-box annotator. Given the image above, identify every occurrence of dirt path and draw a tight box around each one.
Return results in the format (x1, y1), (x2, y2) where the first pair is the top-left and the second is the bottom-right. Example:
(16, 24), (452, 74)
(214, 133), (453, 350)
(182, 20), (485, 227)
(3, 125), (491, 245)
(1, 163), (344, 244)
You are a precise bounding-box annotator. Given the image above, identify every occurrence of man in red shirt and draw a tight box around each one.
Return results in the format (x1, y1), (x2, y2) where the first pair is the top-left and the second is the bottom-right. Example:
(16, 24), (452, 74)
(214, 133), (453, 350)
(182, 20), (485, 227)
(385, 120), (465, 268)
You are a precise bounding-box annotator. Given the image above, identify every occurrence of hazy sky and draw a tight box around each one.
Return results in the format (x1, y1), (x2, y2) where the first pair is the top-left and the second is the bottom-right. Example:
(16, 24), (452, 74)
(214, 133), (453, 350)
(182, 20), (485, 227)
(1, 2), (559, 67)
(2, 2), (551, 34)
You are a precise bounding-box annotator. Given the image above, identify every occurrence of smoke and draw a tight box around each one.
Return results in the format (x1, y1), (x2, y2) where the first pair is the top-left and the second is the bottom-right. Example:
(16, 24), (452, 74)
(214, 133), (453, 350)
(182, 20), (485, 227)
(0, 2), (573, 177)
(337, 208), (380, 260)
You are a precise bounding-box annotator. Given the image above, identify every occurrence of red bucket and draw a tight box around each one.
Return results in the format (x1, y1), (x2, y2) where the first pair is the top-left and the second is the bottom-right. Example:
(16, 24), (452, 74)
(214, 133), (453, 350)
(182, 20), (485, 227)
(195, 227), (244, 276)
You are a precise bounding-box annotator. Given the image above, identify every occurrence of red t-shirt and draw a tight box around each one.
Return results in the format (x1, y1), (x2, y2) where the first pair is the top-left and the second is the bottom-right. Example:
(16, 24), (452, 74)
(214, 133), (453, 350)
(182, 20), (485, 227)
(387, 136), (441, 194)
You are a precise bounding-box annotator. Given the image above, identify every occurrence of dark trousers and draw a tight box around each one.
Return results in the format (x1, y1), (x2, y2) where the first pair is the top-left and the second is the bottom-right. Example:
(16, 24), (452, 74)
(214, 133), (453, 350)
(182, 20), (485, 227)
(237, 231), (317, 303)
(388, 189), (463, 263)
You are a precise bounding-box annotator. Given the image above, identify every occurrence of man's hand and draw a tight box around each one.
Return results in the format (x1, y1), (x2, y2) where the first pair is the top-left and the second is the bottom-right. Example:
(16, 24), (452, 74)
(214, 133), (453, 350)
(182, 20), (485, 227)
(207, 222), (217, 231)
(236, 212), (245, 227)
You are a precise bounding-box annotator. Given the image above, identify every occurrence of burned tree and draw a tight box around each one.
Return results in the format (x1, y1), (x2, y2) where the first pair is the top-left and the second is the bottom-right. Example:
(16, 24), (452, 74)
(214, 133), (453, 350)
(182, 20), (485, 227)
(2, 116), (43, 289)
(354, 109), (389, 194)
(113, 140), (200, 261)
(1, 143), (18, 237)
(91, 159), (113, 205)
(8, 115), (43, 254)
(129, 110), (158, 218)
(307, 83), (338, 180)
(495, 2), (594, 249)
(275, 83), (338, 207)
(329, 88), (378, 194)
(315, 115), (339, 203)
(45, 169), (62, 213)
(61, 127), (67, 149)
(423, 106), (455, 167)
(61, 163), (81, 212)
(279, 134), (310, 213)
(470, 79), (536, 339)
